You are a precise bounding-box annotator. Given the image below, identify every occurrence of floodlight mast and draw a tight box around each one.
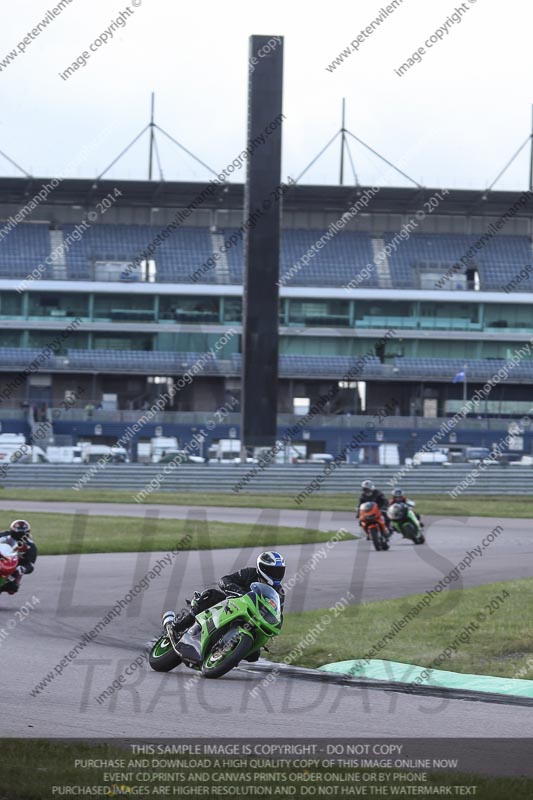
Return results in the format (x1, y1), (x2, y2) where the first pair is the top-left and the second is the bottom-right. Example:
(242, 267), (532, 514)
(340, 98), (346, 185)
(96, 94), (217, 182)
(293, 98), (420, 188)
(0, 148), (31, 178)
(530, 104), (533, 191)
(148, 92), (156, 181)
(486, 108), (533, 192)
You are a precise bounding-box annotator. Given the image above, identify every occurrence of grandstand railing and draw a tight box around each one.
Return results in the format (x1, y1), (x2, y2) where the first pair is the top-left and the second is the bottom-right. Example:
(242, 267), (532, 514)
(43, 409), (526, 431)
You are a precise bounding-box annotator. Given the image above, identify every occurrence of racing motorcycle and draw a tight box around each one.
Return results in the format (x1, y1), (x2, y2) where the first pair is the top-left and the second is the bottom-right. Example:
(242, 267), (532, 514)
(387, 502), (425, 544)
(359, 501), (390, 552)
(0, 540), (20, 595)
(149, 582), (283, 679)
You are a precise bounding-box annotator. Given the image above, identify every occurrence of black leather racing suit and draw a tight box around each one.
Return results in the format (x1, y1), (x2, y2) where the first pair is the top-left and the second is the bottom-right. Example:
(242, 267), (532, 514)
(219, 567), (285, 610)
(172, 566), (285, 656)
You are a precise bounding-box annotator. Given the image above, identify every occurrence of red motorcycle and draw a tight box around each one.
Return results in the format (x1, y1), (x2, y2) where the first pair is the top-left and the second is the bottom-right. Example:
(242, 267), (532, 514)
(359, 501), (390, 552)
(0, 540), (20, 595)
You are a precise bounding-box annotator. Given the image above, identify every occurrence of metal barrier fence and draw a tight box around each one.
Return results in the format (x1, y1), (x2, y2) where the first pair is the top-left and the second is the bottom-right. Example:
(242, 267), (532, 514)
(0, 463), (531, 495)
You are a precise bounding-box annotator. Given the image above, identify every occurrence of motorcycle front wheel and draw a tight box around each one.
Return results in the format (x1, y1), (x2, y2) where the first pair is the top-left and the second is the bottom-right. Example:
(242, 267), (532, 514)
(370, 526), (389, 552)
(202, 627), (253, 679)
(149, 634), (182, 672)
(402, 522), (418, 542)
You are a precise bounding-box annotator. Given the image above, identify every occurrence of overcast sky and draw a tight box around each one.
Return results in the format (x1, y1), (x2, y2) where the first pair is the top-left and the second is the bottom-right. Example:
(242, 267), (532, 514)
(1, 0), (532, 191)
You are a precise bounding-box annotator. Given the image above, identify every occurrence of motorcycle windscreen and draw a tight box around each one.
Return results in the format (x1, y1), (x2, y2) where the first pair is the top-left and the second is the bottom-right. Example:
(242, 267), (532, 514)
(0, 542), (18, 578)
(0, 542), (15, 559)
(248, 582), (282, 625)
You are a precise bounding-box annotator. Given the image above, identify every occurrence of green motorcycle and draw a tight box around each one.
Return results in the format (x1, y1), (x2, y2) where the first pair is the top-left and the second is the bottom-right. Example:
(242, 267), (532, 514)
(149, 582), (282, 679)
(387, 502), (425, 544)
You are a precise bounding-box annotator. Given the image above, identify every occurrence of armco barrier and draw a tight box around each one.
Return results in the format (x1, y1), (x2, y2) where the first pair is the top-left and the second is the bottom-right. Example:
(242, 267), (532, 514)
(0, 463), (531, 494)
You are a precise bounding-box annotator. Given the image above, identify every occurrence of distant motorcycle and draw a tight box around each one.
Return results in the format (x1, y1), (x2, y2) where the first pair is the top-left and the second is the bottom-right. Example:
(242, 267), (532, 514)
(0, 540), (19, 595)
(149, 582), (282, 679)
(387, 502), (425, 544)
(359, 501), (390, 552)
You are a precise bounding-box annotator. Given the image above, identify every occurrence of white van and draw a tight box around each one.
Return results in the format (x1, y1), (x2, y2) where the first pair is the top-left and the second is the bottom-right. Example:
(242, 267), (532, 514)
(46, 446), (84, 464)
(208, 439), (248, 463)
(150, 437), (179, 463)
(410, 449), (448, 466)
(309, 453), (334, 463)
(0, 444), (48, 465)
(79, 443), (129, 463)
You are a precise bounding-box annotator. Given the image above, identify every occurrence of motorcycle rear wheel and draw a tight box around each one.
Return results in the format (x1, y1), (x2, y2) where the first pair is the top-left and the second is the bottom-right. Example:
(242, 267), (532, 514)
(149, 634), (182, 672)
(202, 627), (253, 679)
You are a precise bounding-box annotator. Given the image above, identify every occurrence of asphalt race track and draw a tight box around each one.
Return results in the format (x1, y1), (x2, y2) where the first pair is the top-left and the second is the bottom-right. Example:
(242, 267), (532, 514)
(1, 506), (532, 745)
(0, 501), (531, 603)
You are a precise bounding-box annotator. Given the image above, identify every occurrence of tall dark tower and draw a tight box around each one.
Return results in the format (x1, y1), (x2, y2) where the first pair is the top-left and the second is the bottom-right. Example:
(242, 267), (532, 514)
(241, 34), (284, 449)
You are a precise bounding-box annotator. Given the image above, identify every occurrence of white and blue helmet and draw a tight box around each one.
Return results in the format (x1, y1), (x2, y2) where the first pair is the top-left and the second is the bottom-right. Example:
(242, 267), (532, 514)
(257, 551), (286, 588)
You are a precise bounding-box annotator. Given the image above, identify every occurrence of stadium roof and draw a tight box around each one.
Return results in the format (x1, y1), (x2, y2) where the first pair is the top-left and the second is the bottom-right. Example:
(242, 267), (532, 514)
(1, 176), (532, 218)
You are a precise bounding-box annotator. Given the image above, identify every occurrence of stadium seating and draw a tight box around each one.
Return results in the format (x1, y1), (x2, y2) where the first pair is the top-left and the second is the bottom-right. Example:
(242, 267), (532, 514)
(1, 221), (533, 292)
(1, 346), (532, 382)
(0, 347), (57, 366)
(232, 352), (385, 378)
(62, 224), (215, 282)
(391, 357), (533, 380)
(282, 230), (377, 287)
(64, 349), (231, 375)
(0, 223), (52, 279)
(278, 354), (383, 377)
(383, 232), (533, 290)
(220, 228), (376, 287)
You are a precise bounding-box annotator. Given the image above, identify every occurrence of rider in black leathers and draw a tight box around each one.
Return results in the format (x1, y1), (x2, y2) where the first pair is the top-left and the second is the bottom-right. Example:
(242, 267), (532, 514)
(357, 480), (393, 536)
(169, 552), (286, 661)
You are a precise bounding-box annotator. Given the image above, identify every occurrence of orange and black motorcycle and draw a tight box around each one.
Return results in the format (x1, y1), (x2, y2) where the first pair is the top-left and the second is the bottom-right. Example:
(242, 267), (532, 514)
(358, 501), (390, 551)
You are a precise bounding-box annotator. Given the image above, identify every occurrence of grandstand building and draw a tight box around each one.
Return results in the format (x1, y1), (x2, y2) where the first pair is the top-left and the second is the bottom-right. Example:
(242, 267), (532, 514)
(1, 176), (533, 461)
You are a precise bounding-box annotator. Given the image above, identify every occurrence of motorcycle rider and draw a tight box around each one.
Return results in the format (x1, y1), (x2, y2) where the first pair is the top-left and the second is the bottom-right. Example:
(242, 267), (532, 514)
(168, 551), (286, 661)
(389, 488), (408, 504)
(0, 520), (37, 595)
(389, 489), (424, 527)
(357, 480), (393, 536)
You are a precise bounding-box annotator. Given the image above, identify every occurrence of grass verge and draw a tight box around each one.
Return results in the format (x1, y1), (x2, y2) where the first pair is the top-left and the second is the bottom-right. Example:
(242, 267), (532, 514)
(2, 740), (533, 800)
(272, 578), (533, 679)
(1, 487), (533, 518)
(0, 510), (350, 555)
